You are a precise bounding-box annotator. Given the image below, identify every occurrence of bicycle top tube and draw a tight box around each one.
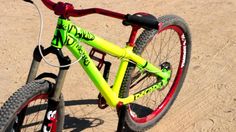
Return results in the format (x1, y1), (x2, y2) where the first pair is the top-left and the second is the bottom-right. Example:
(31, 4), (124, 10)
(41, 0), (126, 19)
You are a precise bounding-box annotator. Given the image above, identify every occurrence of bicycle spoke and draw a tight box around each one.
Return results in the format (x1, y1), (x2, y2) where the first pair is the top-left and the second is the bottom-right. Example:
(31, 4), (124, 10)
(34, 99), (46, 131)
(23, 100), (37, 131)
(165, 30), (175, 61)
(166, 31), (179, 60)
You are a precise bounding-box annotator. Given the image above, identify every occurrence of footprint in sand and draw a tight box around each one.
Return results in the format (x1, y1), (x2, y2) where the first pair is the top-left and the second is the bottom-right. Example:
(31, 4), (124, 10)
(193, 118), (215, 132)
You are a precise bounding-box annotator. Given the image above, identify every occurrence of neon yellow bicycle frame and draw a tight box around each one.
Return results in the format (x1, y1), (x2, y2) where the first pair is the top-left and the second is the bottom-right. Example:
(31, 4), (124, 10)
(51, 18), (171, 107)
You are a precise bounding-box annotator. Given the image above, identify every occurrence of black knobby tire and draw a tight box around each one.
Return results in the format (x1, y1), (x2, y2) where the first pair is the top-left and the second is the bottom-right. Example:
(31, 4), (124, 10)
(0, 79), (64, 132)
(120, 15), (191, 131)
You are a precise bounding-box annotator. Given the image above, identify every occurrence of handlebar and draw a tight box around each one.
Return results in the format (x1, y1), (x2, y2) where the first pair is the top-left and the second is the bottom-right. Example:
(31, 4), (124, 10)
(25, 0), (159, 30)
(41, 0), (126, 19)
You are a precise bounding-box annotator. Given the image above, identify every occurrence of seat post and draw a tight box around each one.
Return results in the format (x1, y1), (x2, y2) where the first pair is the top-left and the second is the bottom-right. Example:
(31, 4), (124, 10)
(127, 26), (140, 47)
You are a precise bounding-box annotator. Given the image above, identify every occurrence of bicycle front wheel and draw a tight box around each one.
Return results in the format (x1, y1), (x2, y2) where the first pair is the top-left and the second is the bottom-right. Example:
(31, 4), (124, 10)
(0, 79), (64, 132)
(120, 15), (191, 131)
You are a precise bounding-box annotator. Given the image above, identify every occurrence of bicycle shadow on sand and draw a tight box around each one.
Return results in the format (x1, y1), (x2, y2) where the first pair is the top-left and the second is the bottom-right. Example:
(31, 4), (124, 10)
(25, 99), (104, 131)
(25, 99), (150, 131)
(63, 99), (152, 132)
(63, 99), (105, 132)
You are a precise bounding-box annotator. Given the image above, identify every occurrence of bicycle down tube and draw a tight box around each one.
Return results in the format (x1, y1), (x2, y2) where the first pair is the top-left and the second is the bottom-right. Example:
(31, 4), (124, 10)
(52, 17), (171, 107)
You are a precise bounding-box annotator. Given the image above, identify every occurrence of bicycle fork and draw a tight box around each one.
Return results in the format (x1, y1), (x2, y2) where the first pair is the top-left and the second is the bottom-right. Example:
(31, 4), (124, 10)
(26, 45), (71, 132)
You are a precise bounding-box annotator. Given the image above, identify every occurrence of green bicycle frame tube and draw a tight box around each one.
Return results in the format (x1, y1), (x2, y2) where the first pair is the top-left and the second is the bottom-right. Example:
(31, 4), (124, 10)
(51, 18), (170, 107)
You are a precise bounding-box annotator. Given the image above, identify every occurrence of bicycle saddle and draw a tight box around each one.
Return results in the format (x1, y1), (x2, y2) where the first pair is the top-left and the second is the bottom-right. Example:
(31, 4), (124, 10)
(123, 13), (159, 30)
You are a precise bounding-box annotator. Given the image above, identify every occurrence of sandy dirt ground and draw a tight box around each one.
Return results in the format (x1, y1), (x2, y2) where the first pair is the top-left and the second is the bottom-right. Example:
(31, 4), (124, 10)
(0, 0), (236, 132)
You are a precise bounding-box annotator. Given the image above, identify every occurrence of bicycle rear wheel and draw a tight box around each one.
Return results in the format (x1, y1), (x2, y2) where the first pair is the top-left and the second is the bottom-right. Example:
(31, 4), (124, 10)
(120, 15), (191, 131)
(0, 79), (64, 132)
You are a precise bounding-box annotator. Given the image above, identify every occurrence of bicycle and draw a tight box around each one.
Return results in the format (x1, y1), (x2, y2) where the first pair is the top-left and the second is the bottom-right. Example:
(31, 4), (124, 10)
(0, 0), (191, 131)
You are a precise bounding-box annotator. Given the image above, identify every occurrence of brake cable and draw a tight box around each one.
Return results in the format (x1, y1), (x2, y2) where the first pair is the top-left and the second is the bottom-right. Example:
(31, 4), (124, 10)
(26, 0), (82, 68)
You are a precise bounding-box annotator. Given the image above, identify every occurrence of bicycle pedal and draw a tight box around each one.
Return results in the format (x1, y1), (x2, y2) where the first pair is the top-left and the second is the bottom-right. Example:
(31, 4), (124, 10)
(89, 48), (106, 70)
(97, 93), (108, 109)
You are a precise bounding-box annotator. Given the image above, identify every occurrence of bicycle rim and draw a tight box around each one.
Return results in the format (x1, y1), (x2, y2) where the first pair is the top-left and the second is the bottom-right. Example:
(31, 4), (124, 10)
(7, 94), (58, 132)
(128, 25), (186, 123)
